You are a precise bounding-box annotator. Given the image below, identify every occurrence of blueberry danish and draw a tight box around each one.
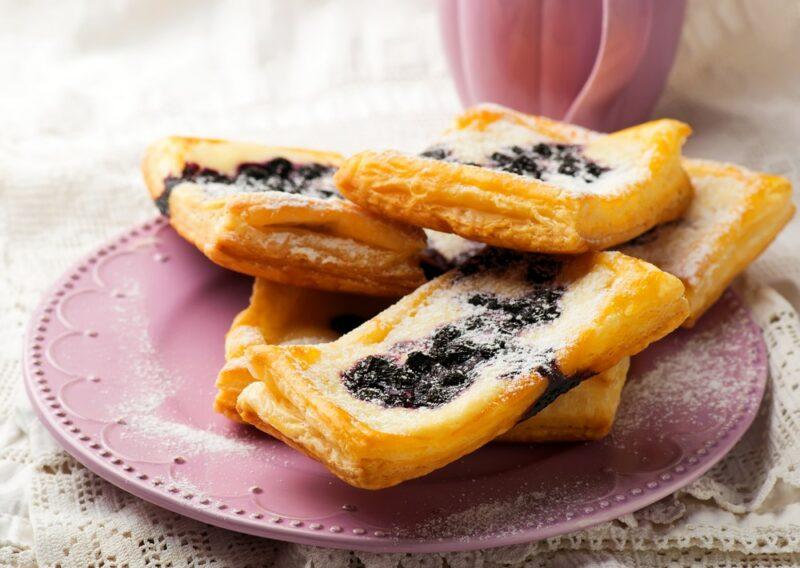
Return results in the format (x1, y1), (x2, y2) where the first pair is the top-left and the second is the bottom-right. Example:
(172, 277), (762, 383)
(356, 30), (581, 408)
(334, 104), (693, 254)
(235, 249), (688, 488)
(142, 137), (426, 296)
(216, 275), (630, 444)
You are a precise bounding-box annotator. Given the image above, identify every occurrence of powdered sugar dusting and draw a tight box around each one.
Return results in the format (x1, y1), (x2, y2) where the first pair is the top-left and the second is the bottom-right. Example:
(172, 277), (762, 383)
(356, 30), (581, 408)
(619, 171), (750, 289)
(121, 414), (254, 455)
(107, 272), (254, 457)
(109, 307), (177, 416)
(429, 117), (641, 196)
(613, 301), (759, 436)
(200, 181), (339, 205)
(390, 291), (765, 543)
(396, 473), (614, 542)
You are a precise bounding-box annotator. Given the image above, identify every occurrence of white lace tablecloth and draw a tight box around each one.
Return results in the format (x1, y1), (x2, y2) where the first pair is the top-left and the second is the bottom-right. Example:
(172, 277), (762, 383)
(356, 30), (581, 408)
(2, 1), (800, 566)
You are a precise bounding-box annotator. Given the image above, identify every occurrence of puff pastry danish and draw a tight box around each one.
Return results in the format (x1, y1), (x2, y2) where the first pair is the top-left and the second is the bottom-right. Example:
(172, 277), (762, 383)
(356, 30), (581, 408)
(235, 249), (688, 488)
(620, 159), (794, 326)
(216, 275), (629, 444)
(334, 104), (693, 253)
(142, 137), (427, 296)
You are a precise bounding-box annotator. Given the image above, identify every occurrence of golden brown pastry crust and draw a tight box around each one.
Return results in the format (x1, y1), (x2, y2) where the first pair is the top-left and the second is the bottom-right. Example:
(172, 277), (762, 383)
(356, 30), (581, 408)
(216, 277), (630, 444)
(424, 157), (795, 328)
(215, 278), (392, 422)
(500, 357), (629, 442)
(142, 137), (427, 296)
(235, 251), (688, 489)
(620, 159), (795, 326)
(334, 104), (693, 254)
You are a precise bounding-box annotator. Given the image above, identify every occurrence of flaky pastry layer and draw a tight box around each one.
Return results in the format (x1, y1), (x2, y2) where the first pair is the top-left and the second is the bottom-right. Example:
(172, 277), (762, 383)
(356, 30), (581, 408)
(335, 104), (692, 253)
(214, 278), (392, 423)
(620, 159), (794, 326)
(142, 137), (426, 296)
(215, 278), (630, 444)
(236, 250), (688, 488)
(500, 357), (629, 442)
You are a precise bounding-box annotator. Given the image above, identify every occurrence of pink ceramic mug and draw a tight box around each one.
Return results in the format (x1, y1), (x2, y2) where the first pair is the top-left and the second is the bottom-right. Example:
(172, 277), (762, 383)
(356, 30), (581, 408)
(438, 0), (686, 132)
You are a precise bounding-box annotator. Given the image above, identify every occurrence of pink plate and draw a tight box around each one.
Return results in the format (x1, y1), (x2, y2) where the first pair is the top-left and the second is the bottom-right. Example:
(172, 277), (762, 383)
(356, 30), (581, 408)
(24, 218), (768, 553)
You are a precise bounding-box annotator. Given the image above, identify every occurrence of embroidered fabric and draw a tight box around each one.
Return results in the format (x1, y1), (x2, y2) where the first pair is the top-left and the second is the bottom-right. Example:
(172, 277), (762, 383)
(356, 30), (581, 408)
(2, 0), (800, 566)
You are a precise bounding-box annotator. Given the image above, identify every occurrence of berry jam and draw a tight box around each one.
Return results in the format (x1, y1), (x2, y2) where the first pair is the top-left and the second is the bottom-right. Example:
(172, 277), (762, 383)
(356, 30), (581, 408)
(420, 237), (487, 280)
(456, 248), (562, 283)
(419, 248), (452, 280)
(155, 159), (339, 216)
(329, 313), (368, 335)
(519, 361), (594, 421)
(419, 147), (452, 161)
(341, 251), (573, 410)
(419, 146), (479, 167)
(420, 142), (609, 184)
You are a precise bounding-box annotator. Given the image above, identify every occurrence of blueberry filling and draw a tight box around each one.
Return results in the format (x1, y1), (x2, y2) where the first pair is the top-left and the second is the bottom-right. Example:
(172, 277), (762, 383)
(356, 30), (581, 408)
(420, 146), (452, 161)
(420, 245), (486, 280)
(467, 290), (562, 334)
(342, 252), (569, 409)
(329, 313), (368, 335)
(420, 146), (481, 168)
(420, 142), (609, 184)
(156, 163), (226, 215)
(519, 361), (594, 422)
(420, 240), (487, 281)
(456, 248), (562, 283)
(155, 159), (339, 216)
(419, 248), (452, 280)
(341, 335), (478, 409)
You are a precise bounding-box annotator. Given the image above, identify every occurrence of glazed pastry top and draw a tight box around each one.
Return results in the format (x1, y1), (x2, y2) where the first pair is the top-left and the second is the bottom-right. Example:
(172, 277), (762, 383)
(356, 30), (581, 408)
(333, 104), (692, 254)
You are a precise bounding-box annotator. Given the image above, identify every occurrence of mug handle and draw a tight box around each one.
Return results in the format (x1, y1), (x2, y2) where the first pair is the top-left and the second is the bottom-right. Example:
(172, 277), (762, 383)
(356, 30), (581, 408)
(564, 0), (655, 130)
